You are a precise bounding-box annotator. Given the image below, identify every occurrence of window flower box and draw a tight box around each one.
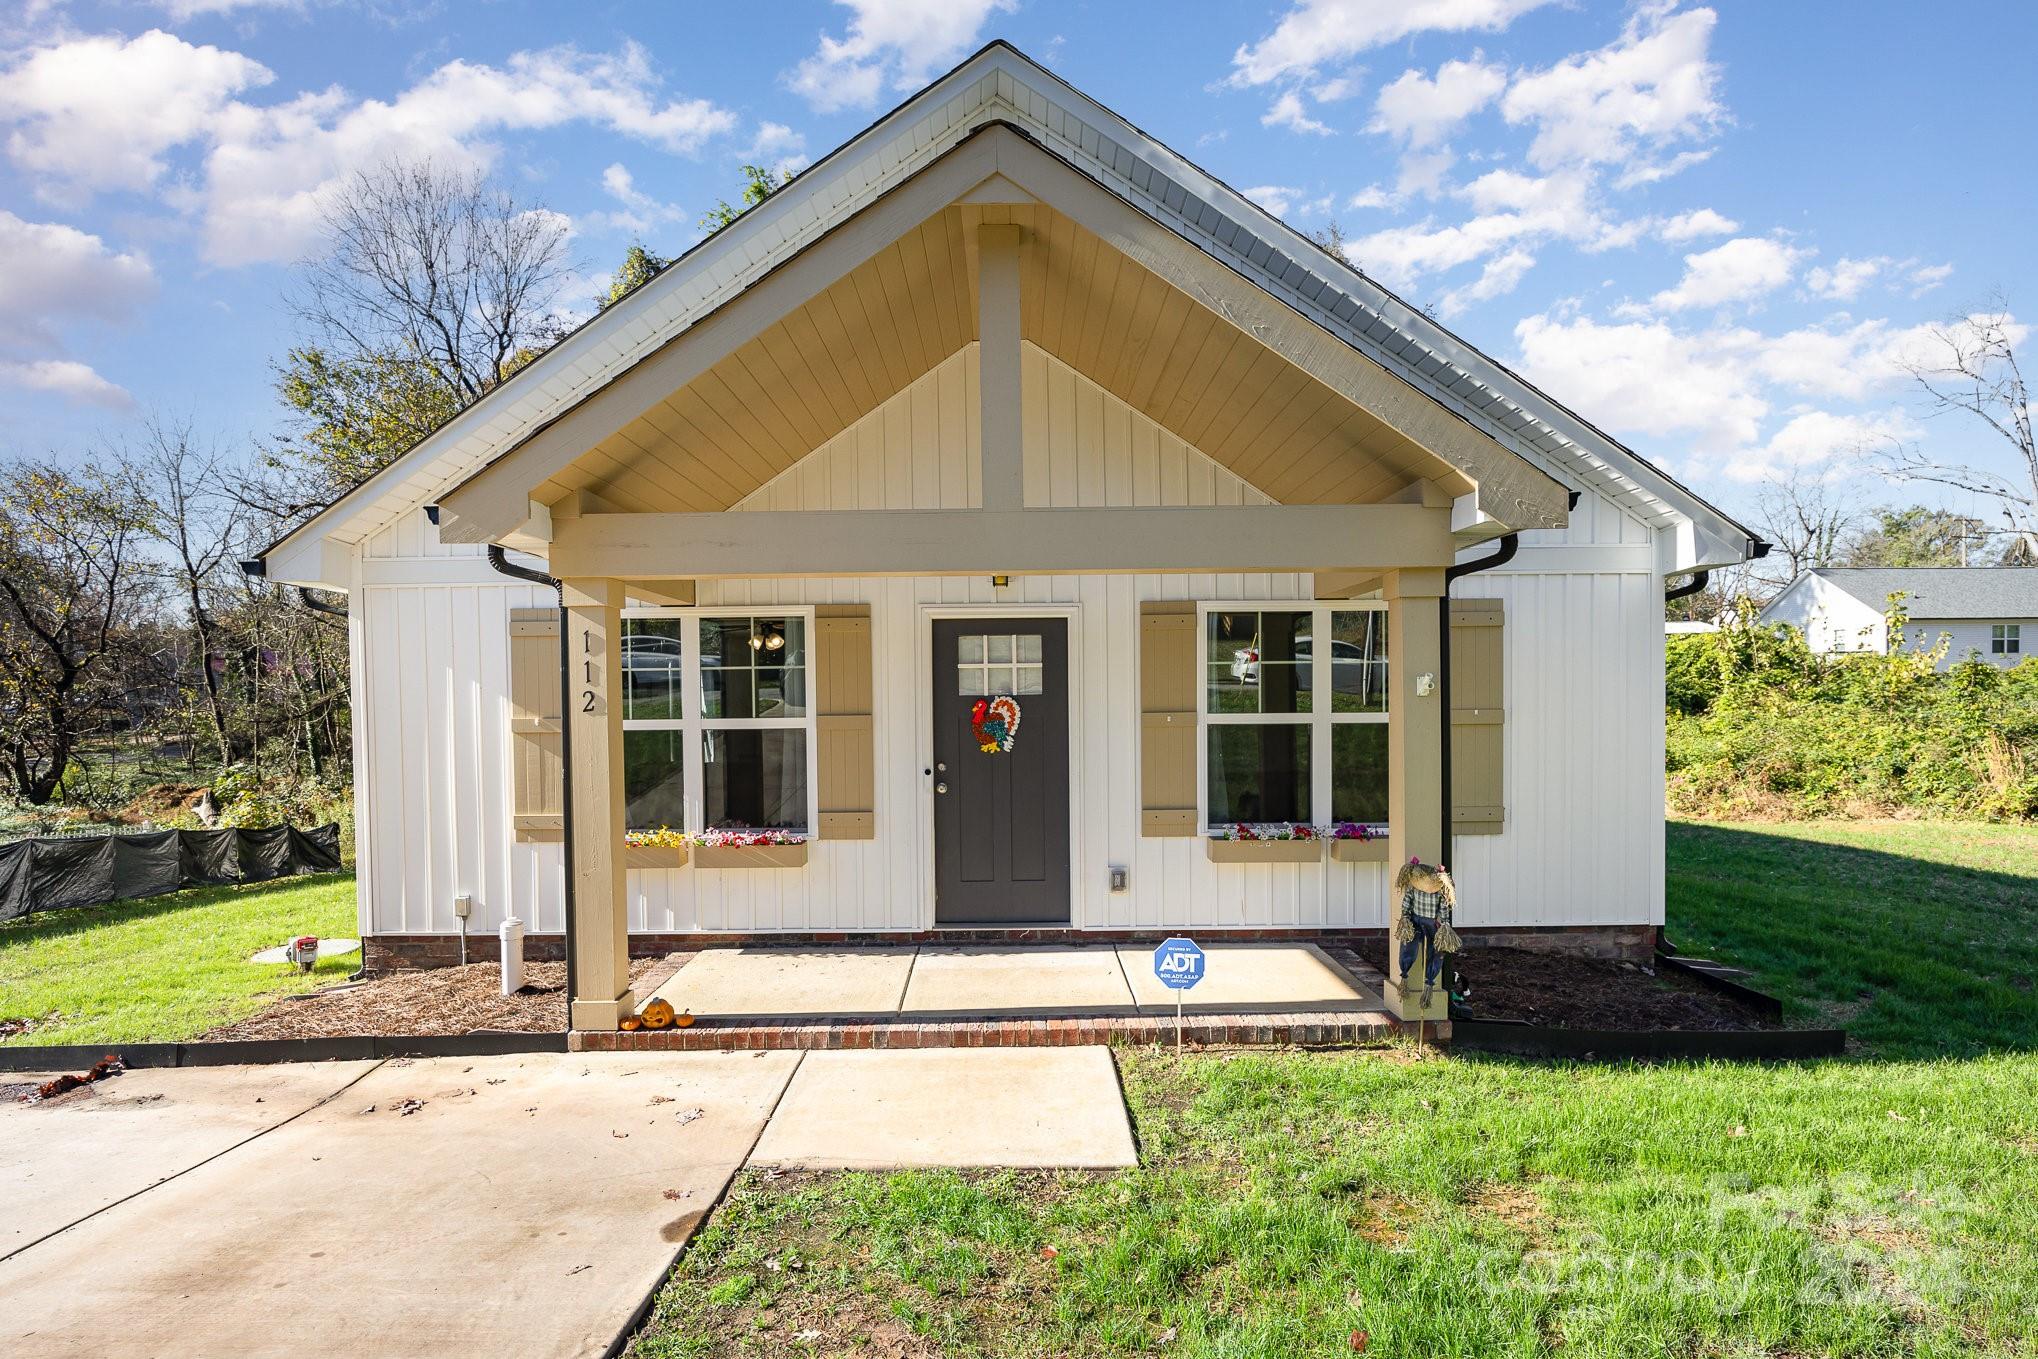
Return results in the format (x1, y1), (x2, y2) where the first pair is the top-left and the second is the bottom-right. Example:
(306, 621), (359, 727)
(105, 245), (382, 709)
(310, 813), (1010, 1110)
(693, 832), (809, 870)
(1329, 836), (1389, 863)
(622, 833), (689, 871)
(1205, 825), (1323, 864)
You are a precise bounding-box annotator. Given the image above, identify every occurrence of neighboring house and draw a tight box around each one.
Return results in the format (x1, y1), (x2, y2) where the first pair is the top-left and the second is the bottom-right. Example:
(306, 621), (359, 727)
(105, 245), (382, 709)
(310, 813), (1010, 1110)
(255, 43), (1758, 1026)
(1665, 621), (1719, 636)
(1759, 568), (2037, 668)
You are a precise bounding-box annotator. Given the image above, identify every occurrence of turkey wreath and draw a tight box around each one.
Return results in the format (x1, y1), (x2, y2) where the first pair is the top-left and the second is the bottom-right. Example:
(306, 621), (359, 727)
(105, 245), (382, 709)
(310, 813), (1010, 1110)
(970, 695), (1022, 754)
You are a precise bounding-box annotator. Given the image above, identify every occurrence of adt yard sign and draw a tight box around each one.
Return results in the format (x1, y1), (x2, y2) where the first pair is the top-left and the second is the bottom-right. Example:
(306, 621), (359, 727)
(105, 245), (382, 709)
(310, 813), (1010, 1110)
(1153, 937), (1204, 990)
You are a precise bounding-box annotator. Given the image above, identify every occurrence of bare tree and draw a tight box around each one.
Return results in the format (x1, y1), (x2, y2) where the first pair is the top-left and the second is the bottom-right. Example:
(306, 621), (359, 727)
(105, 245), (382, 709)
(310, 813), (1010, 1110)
(0, 461), (155, 804)
(293, 159), (574, 408)
(1752, 469), (1858, 591)
(134, 419), (249, 767)
(1882, 292), (2038, 558)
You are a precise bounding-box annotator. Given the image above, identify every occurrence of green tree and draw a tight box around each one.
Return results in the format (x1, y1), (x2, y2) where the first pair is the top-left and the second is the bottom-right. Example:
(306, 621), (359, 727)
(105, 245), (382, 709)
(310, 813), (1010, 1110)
(698, 164), (795, 234)
(1847, 505), (1993, 567)
(600, 243), (670, 310)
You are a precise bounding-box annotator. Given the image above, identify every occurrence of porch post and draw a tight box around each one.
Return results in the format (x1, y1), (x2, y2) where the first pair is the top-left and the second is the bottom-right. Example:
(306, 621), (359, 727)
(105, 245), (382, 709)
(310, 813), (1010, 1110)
(1383, 568), (1448, 1022)
(562, 576), (634, 1030)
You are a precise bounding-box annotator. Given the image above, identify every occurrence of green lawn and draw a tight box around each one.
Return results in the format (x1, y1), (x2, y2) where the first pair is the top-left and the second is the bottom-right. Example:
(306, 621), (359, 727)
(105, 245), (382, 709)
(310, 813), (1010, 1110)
(0, 873), (357, 1047)
(630, 821), (2038, 1358)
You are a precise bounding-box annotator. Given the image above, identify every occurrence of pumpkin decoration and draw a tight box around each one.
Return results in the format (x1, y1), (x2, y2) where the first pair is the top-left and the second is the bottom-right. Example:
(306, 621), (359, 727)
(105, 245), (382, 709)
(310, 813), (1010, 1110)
(640, 997), (677, 1030)
(672, 1010), (696, 1028)
(620, 1015), (642, 1032)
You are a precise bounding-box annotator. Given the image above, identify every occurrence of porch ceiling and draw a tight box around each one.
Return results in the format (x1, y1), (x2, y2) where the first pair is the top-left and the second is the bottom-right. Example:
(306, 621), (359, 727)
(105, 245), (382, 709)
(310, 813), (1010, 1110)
(536, 201), (1476, 518)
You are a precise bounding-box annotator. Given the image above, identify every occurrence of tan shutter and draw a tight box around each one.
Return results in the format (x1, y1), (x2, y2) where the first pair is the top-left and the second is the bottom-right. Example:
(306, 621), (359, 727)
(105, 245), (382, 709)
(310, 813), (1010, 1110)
(1450, 598), (1505, 835)
(1140, 600), (1198, 836)
(814, 604), (875, 839)
(508, 607), (564, 841)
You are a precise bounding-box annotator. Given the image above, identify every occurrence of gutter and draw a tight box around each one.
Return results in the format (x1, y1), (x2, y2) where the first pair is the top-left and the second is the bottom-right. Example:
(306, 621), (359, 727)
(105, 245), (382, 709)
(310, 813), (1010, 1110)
(486, 546), (576, 1029)
(1664, 570), (1710, 603)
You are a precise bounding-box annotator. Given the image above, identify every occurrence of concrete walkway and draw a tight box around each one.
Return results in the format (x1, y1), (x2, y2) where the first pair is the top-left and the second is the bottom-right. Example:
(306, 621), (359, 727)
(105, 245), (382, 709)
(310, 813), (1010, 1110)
(1, 1053), (799, 1358)
(646, 941), (1384, 1022)
(0, 1045), (1138, 1355)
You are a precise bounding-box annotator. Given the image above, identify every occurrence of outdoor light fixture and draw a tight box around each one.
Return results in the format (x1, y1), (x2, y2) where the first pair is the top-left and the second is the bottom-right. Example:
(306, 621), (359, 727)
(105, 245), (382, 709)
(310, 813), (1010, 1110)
(763, 628), (786, 651)
(991, 575), (1011, 588)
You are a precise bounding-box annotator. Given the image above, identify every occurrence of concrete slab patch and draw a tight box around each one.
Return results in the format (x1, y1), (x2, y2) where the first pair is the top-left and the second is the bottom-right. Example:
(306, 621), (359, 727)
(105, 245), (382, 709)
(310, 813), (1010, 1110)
(649, 947), (915, 1019)
(750, 1047), (1137, 1170)
(0, 1061), (376, 1260)
(1116, 943), (1383, 1014)
(0, 1052), (800, 1359)
(901, 946), (1139, 1016)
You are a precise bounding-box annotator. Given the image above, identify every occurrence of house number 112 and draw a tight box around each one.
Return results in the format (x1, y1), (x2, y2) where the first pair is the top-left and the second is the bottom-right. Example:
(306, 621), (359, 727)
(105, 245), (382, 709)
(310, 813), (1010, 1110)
(581, 628), (599, 712)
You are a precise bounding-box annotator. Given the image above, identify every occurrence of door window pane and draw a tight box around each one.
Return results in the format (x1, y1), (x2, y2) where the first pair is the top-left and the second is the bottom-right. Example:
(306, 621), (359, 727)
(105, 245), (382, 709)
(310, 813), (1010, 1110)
(1329, 610), (1389, 714)
(620, 619), (685, 720)
(623, 729), (686, 830)
(957, 634), (1044, 695)
(1331, 723), (1389, 824)
(1206, 723), (1310, 826)
(1206, 610), (1310, 714)
(702, 728), (808, 830)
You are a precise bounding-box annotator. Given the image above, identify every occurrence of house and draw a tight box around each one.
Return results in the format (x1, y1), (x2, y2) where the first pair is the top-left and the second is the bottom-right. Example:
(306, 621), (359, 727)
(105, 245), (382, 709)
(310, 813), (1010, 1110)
(254, 43), (1759, 1027)
(1759, 567), (2036, 668)
(1665, 621), (1719, 636)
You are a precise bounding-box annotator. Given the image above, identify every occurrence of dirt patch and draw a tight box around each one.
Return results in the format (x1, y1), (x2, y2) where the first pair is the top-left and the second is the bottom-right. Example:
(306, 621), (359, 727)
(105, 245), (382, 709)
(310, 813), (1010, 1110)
(200, 958), (668, 1039)
(1466, 1181), (1550, 1243)
(1351, 1193), (1422, 1246)
(1453, 946), (1772, 1031)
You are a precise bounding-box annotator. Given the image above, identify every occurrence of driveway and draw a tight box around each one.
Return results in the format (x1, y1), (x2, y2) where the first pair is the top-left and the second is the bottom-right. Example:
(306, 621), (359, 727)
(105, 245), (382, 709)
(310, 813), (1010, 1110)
(1, 1053), (800, 1359)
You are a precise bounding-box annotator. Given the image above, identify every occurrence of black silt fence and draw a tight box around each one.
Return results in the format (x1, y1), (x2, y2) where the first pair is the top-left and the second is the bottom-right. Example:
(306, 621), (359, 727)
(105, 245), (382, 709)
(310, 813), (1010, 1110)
(0, 825), (342, 924)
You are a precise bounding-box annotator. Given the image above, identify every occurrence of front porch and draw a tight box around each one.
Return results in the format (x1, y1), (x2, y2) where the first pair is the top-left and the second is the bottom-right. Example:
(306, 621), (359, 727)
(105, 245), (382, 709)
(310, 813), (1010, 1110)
(573, 941), (1403, 1052)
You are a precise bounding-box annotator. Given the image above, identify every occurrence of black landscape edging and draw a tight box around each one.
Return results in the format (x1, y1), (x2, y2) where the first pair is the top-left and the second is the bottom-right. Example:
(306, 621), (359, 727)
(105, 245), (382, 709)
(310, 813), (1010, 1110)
(1, 1030), (567, 1071)
(1449, 1018), (1845, 1061)
(1654, 950), (1786, 1021)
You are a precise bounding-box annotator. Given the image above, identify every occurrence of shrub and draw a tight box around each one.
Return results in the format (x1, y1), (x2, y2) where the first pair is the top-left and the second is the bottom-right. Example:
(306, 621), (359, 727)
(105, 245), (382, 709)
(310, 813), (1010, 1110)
(1666, 606), (2038, 821)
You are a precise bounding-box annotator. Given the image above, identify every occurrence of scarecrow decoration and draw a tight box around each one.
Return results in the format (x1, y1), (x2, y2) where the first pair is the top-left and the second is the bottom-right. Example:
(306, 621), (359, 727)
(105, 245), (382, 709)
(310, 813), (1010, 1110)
(970, 695), (1022, 754)
(1391, 857), (1462, 1009)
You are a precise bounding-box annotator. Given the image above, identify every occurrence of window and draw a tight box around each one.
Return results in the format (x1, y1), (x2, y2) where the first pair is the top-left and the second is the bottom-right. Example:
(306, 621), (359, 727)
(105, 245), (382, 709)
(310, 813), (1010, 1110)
(1200, 604), (1389, 830)
(620, 611), (816, 833)
(1993, 624), (2022, 656)
(956, 632), (1045, 695)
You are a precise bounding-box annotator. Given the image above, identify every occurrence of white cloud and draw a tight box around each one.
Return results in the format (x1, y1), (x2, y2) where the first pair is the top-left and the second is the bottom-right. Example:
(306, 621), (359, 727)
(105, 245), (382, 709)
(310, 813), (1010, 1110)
(1908, 261), (1953, 297)
(1229, 0), (1555, 87)
(1659, 207), (1737, 241)
(1501, 5), (1722, 171)
(1612, 147), (1712, 188)
(0, 357), (133, 408)
(0, 29), (274, 201)
(1369, 58), (1506, 148)
(1805, 255), (1885, 301)
(1439, 246), (1535, 315)
(787, 0), (1014, 113)
(587, 161), (684, 236)
(1721, 407), (1915, 481)
(0, 210), (157, 341)
(1649, 236), (1803, 311)
(1243, 185), (1303, 217)
(1263, 90), (1333, 136)
(152, 0), (301, 16)
(0, 211), (154, 410)
(746, 120), (809, 174)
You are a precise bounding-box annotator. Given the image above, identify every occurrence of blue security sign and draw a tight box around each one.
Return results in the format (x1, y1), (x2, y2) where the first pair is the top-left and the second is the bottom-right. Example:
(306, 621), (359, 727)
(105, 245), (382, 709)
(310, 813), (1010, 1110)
(1152, 937), (1205, 990)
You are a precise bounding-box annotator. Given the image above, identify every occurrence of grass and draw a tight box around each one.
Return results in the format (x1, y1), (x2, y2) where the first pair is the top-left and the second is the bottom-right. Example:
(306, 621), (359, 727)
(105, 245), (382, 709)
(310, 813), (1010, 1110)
(630, 820), (2038, 1358)
(0, 873), (357, 1047)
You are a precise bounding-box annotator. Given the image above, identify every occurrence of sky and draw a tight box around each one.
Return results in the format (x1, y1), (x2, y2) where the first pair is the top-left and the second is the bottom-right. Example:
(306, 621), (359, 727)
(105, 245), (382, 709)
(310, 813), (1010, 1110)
(2, 0), (2033, 533)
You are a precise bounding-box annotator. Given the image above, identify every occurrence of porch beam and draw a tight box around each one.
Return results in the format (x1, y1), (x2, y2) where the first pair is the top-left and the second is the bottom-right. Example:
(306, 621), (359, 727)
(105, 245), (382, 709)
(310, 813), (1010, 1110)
(561, 576), (634, 1031)
(977, 223), (1025, 511)
(546, 504), (1454, 579)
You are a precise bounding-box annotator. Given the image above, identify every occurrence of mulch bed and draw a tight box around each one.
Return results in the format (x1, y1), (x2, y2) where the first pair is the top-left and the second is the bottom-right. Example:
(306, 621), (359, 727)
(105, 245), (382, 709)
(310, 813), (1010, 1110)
(1452, 946), (1772, 1031)
(200, 957), (674, 1040)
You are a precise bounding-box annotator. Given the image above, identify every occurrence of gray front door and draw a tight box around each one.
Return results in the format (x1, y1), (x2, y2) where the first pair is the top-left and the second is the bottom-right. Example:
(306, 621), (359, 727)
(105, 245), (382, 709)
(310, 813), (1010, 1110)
(932, 618), (1071, 924)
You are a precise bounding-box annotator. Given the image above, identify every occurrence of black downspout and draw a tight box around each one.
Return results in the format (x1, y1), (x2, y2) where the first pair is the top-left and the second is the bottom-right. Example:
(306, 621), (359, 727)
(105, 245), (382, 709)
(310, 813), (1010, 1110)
(1438, 532), (1521, 867)
(486, 546), (575, 1026)
(298, 586), (348, 618)
(1664, 570), (1710, 603)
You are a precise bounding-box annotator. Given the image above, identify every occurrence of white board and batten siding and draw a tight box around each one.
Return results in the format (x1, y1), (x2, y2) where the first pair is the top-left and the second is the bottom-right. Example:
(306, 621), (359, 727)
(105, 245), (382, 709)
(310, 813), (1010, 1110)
(348, 342), (1669, 939)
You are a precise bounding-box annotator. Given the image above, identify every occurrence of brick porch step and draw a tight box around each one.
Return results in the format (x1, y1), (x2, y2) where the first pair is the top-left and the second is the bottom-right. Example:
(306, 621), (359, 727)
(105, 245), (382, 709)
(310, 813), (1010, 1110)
(573, 1008), (1411, 1053)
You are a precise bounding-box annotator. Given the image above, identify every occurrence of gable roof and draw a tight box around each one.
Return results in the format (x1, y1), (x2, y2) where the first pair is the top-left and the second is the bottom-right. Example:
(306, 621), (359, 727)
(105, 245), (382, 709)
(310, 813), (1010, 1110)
(1781, 568), (2038, 621)
(262, 41), (1758, 588)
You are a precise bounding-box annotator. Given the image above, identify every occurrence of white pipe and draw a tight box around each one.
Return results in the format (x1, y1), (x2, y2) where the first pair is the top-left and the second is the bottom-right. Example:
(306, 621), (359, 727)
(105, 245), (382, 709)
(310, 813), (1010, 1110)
(499, 916), (526, 996)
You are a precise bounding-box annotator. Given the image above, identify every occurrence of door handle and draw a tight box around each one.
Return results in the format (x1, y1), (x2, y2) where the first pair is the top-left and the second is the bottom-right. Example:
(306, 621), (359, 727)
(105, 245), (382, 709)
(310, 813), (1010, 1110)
(935, 782), (949, 794)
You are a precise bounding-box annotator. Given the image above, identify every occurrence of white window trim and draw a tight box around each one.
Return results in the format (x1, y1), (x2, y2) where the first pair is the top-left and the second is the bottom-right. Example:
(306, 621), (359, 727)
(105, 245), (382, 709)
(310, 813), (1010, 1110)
(1993, 623), (2022, 655)
(1195, 601), (1389, 833)
(620, 606), (820, 835)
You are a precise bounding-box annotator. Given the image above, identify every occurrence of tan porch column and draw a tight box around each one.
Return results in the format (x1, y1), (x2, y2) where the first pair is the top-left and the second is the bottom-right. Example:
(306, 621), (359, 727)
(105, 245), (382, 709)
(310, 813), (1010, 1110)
(562, 576), (634, 1030)
(1383, 568), (1448, 1022)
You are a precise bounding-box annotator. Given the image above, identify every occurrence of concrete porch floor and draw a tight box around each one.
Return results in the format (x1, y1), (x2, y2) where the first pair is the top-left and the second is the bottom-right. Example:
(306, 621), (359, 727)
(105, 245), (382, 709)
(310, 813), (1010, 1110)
(574, 942), (1405, 1053)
